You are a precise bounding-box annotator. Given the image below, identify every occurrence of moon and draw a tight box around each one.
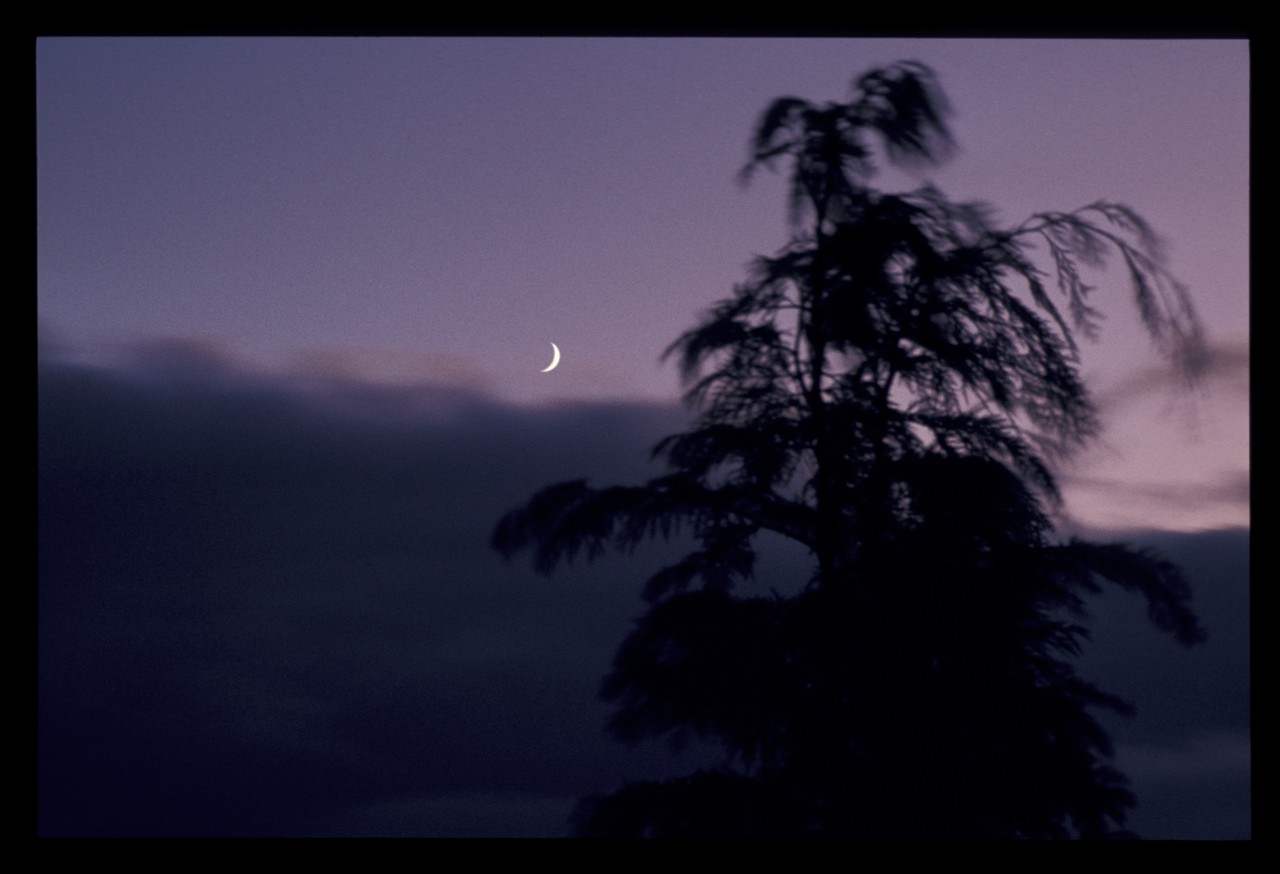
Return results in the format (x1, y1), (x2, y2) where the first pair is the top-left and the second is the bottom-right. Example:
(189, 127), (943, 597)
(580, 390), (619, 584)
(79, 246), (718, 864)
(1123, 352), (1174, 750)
(541, 342), (561, 373)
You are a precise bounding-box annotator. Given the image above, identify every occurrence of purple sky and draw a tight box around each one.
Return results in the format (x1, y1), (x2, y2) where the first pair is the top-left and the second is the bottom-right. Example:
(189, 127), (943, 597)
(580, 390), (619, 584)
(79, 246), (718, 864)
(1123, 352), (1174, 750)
(37, 38), (1248, 534)
(36, 38), (1250, 838)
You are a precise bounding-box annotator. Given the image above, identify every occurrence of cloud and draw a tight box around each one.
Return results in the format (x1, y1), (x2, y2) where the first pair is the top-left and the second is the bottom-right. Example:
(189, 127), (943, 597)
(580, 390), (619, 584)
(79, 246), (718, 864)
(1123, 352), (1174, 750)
(38, 345), (705, 836)
(311, 792), (579, 838)
(125, 335), (240, 382)
(1058, 333), (1250, 533)
(1114, 731), (1252, 839)
(38, 344), (1249, 837)
(1062, 469), (1251, 522)
(285, 345), (498, 397)
(1091, 334), (1249, 413)
(1117, 730), (1251, 783)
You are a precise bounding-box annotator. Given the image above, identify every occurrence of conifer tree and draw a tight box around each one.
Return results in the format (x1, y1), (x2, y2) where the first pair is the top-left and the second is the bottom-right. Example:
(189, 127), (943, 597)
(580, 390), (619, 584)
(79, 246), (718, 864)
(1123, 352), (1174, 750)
(495, 62), (1205, 838)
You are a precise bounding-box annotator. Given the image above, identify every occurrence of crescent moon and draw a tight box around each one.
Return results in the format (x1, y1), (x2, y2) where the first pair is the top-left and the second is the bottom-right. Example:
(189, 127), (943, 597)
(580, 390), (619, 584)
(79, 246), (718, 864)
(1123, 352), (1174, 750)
(541, 342), (561, 373)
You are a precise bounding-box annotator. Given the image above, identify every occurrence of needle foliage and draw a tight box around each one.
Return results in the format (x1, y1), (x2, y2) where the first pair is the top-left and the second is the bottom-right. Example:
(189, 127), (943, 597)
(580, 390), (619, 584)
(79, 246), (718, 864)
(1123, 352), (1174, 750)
(494, 62), (1205, 839)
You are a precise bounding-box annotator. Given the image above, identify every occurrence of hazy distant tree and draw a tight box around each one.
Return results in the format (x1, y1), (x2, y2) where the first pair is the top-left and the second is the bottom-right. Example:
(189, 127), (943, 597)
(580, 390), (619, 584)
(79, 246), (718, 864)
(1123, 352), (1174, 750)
(494, 62), (1205, 838)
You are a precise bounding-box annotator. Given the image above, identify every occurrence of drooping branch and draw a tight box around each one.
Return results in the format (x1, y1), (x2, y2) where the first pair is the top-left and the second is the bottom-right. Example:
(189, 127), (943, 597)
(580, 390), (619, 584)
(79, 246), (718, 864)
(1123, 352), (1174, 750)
(1045, 540), (1208, 647)
(493, 474), (818, 585)
(1003, 202), (1206, 380)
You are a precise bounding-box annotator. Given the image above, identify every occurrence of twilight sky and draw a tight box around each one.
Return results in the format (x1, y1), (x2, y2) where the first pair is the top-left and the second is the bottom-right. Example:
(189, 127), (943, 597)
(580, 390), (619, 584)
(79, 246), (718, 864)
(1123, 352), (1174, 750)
(38, 37), (1247, 532)
(38, 38), (1249, 838)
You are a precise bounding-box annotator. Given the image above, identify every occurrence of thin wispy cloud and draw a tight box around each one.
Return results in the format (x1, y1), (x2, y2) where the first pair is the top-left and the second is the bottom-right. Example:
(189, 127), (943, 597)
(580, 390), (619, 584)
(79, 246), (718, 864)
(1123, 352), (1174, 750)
(1092, 334), (1249, 413)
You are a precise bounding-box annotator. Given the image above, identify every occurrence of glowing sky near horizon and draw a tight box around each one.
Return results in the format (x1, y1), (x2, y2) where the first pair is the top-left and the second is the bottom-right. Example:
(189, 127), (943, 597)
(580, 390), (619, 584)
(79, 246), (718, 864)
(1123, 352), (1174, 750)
(36, 37), (1248, 534)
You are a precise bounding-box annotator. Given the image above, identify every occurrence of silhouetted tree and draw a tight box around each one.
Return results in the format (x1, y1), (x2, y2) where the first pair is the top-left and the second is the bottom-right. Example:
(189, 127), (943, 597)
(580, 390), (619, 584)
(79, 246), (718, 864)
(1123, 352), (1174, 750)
(494, 62), (1205, 839)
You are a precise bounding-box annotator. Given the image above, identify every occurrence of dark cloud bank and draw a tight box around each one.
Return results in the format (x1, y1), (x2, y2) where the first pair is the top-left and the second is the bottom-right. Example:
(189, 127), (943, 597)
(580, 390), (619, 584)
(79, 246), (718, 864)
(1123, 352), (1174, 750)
(38, 345), (1249, 838)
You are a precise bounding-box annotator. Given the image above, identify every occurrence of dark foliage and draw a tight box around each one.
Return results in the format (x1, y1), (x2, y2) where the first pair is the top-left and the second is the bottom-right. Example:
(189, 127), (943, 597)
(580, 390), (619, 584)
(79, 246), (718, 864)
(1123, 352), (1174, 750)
(494, 62), (1205, 838)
